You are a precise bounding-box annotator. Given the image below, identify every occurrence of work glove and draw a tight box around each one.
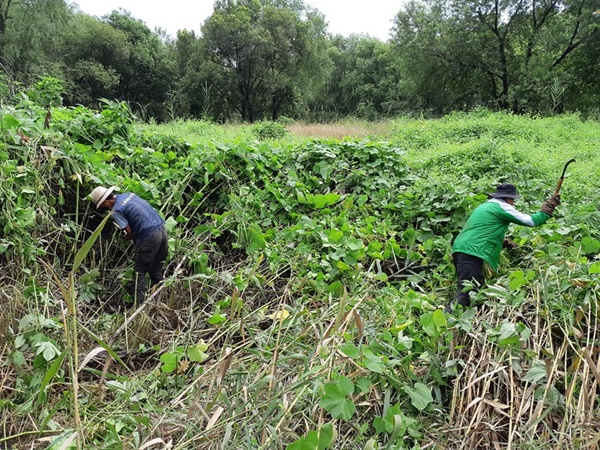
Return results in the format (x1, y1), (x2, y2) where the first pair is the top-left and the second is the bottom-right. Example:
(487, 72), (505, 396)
(541, 194), (561, 216)
(503, 239), (518, 250)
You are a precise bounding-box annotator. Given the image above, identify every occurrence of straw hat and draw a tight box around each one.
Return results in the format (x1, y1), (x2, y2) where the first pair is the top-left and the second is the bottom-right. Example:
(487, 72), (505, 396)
(90, 186), (116, 208)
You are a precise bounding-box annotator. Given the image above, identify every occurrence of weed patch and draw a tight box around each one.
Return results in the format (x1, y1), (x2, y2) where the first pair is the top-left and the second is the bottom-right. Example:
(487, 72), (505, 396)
(2, 97), (600, 448)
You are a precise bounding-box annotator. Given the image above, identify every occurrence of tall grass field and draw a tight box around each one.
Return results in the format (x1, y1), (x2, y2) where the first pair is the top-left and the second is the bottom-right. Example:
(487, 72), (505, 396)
(1, 99), (600, 449)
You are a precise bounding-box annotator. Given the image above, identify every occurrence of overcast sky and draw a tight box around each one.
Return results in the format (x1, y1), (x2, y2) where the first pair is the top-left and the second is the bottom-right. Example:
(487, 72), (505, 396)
(70, 0), (401, 41)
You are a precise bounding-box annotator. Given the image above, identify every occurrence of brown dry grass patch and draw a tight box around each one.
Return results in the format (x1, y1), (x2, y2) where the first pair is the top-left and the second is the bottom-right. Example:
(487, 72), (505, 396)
(441, 287), (600, 449)
(287, 120), (393, 140)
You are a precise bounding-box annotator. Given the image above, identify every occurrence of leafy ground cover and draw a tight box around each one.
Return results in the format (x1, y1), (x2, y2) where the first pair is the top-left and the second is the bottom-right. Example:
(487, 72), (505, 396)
(1, 93), (600, 449)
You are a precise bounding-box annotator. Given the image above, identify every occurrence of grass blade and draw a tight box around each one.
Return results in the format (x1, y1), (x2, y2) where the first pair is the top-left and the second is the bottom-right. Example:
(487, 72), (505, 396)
(72, 214), (110, 273)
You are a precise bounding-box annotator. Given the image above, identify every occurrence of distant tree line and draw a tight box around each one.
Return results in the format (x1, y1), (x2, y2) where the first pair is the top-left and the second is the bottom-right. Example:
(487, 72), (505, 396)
(0, 0), (598, 122)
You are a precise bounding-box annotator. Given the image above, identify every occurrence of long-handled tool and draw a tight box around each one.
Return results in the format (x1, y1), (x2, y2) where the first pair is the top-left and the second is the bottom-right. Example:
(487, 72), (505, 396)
(554, 158), (576, 195)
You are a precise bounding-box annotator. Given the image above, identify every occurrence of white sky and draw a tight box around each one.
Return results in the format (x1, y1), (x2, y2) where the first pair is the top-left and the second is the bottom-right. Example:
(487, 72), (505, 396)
(70, 0), (401, 41)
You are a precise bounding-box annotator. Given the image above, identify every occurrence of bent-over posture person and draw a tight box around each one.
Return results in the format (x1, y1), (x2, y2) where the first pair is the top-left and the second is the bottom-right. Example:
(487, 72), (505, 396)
(91, 186), (168, 303)
(448, 183), (560, 312)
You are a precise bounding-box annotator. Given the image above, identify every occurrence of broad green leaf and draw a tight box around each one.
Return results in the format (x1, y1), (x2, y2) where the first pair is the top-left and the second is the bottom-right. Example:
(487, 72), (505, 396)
(389, 414), (404, 443)
(326, 229), (344, 244)
(288, 423), (335, 450)
(159, 352), (178, 373)
(403, 383), (433, 411)
(523, 359), (547, 384)
(35, 341), (60, 361)
(312, 193), (341, 208)
(110, 148), (128, 159)
(296, 191), (311, 205)
(298, 192), (341, 208)
(288, 431), (318, 450)
(391, 320), (413, 332)
(347, 237), (364, 251)
(373, 416), (387, 434)
(336, 260), (352, 271)
(525, 270), (536, 281)
(165, 216), (177, 233)
(363, 351), (385, 373)
(12, 350), (26, 367)
(208, 313), (227, 325)
(431, 309), (447, 328)
(420, 312), (438, 337)
(580, 237), (600, 255)
(2, 114), (20, 129)
(373, 403), (403, 434)
(396, 335), (413, 351)
(15, 207), (36, 227)
(535, 385), (560, 404)
(355, 377), (372, 394)
(589, 262), (600, 275)
(0, 240), (12, 254)
(340, 342), (360, 359)
(320, 376), (355, 420)
(318, 423), (336, 449)
(498, 322), (520, 346)
(246, 223), (266, 253)
(509, 270), (527, 291)
(187, 340), (209, 362)
(15, 335), (26, 348)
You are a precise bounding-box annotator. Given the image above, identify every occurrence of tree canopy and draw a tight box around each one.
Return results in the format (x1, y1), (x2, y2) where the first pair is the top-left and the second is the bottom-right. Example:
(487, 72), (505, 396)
(392, 0), (600, 114)
(0, 0), (599, 120)
(201, 0), (330, 121)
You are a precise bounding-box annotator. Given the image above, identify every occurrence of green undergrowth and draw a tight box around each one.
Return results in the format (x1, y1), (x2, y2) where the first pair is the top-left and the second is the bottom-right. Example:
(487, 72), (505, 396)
(1, 92), (600, 449)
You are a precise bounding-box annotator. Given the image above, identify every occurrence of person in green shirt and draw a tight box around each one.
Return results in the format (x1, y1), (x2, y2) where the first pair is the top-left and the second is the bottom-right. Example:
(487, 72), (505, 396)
(447, 183), (560, 312)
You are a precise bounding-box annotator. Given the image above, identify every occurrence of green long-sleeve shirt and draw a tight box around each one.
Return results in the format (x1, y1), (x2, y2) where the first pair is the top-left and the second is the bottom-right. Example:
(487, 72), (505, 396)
(452, 199), (550, 271)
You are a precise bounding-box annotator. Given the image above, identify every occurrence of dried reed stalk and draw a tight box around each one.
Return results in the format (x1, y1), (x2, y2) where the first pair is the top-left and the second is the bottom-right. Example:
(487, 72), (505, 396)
(445, 286), (600, 449)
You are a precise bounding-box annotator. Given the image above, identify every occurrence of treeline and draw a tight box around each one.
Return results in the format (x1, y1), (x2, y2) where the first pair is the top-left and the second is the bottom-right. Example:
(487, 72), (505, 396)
(1, 0), (598, 122)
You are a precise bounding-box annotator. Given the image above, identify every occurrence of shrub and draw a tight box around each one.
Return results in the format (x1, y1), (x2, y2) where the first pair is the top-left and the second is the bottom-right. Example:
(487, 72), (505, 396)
(251, 120), (289, 140)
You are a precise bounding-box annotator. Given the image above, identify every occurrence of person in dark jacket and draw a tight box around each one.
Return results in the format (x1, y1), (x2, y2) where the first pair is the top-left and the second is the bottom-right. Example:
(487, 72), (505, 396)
(91, 186), (168, 303)
(447, 183), (560, 312)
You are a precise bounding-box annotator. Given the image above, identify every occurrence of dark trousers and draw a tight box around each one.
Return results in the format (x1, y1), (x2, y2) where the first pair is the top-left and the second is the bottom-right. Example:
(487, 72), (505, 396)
(452, 252), (485, 307)
(133, 227), (168, 303)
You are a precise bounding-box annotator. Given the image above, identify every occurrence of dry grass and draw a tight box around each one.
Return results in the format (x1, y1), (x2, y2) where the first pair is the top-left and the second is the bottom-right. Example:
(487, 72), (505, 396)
(0, 285), (19, 348)
(443, 286), (600, 449)
(286, 120), (393, 140)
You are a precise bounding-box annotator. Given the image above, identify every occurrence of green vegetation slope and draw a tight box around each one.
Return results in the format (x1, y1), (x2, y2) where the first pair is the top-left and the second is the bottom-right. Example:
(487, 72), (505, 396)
(1, 96), (600, 449)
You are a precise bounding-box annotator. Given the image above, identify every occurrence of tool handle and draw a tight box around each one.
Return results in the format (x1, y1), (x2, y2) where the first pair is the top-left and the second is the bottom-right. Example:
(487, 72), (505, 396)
(555, 158), (575, 196)
(554, 178), (564, 196)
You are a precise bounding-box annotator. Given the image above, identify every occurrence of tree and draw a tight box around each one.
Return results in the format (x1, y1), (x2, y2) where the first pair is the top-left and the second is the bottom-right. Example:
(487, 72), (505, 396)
(561, 21), (600, 114)
(169, 30), (223, 120)
(392, 0), (600, 114)
(201, 0), (330, 122)
(316, 35), (403, 120)
(0, 0), (72, 84)
(392, 0), (474, 115)
(60, 13), (129, 106)
(104, 10), (175, 120)
(0, 0), (12, 35)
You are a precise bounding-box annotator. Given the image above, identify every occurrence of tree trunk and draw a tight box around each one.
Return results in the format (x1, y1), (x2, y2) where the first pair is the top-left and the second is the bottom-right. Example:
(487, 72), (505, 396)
(0, 0), (13, 35)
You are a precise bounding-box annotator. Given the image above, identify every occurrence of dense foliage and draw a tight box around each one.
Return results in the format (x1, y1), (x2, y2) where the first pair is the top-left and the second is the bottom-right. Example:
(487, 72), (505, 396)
(0, 0), (599, 121)
(2, 87), (600, 449)
(392, 0), (600, 114)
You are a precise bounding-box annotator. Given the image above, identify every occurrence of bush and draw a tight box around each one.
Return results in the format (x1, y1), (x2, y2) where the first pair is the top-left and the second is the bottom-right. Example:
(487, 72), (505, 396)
(251, 120), (288, 140)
